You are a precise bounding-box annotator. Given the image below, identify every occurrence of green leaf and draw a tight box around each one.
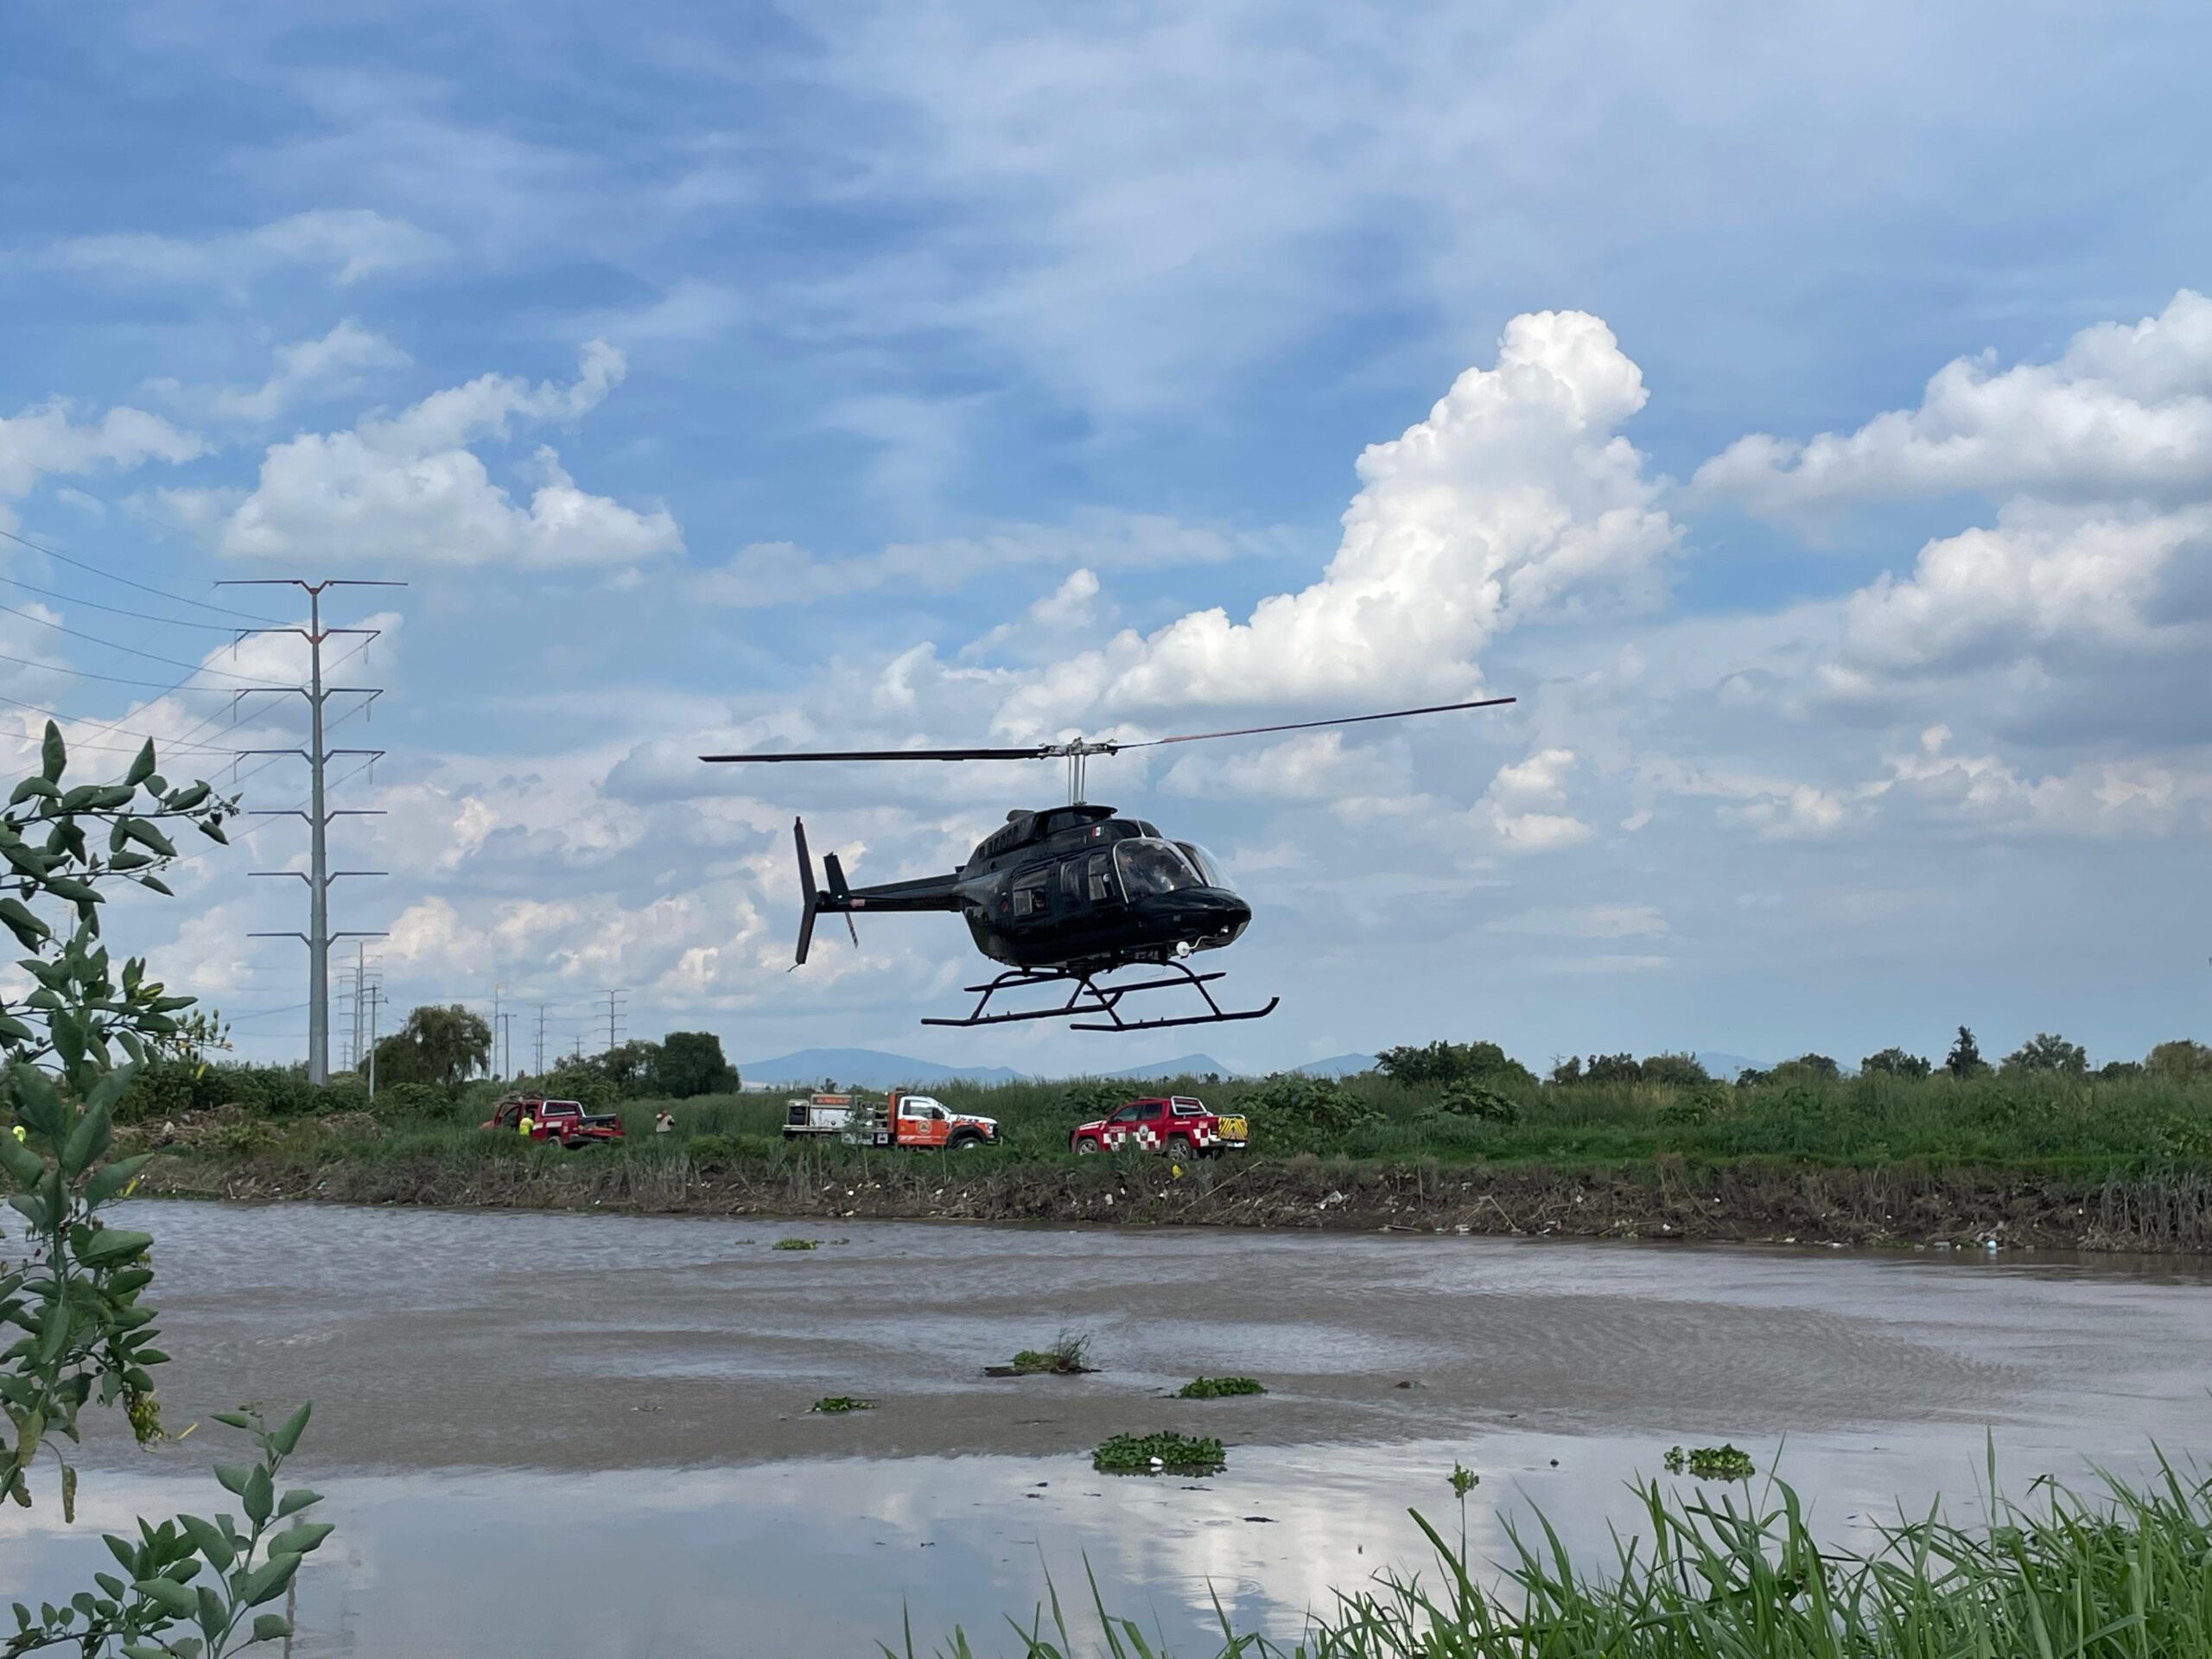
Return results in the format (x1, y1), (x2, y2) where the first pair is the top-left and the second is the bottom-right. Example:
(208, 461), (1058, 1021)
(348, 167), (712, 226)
(194, 1582), (225, 1643)
(197, 819), (228, 845)
(251, 1613), (292, 1642)
(8, 778), (58, 806)
(41, 723), (65, 785)
(131, 1578), (194, 1618)
(265, 1521), (332, 1557)
(136, 875), (175, 897)
(270, 1402), (311, 1458)
(74, 1228), (154, 1266)
(275, 1488), (321, 1518)
(0, 898), (50, 946)
(240, 1552), (300, 1607)
(125, 741), (157, 788)
(121, 820), (179, 859)
(60, 1100), (111, 1179)
(165, 782), (210, 811)
(12, 1066), (62, 1135)
(0, 1133), (41, 1185)
(243, 1462), (272, 1527)
(178, 1515), (236, 1573)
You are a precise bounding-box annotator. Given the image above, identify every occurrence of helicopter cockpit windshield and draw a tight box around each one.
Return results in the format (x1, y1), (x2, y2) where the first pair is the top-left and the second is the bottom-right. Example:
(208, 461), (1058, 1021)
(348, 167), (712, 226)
(1113, 838), (1201, 898)
(1175, 842), (1235, 892)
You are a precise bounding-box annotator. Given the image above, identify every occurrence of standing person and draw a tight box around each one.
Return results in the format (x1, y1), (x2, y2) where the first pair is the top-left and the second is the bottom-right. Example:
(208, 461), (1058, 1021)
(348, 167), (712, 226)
(654, 1107), (675, 1136)
(518, 1109), (535, 1139)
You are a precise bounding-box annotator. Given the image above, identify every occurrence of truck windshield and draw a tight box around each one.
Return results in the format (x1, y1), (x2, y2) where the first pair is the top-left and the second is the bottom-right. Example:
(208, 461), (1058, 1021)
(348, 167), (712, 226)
(1174, 842), (1234, 891)
(1114, 839), (1200, 898)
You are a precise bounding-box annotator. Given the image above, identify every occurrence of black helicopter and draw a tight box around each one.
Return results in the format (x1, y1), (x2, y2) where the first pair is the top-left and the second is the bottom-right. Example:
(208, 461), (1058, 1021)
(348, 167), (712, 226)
(702, 696), (1514, 1032)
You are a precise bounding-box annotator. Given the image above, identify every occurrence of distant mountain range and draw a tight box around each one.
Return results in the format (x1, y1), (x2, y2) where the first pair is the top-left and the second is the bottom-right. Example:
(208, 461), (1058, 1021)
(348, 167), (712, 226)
(738, 1046), (1379, 1089)
(1694, 1052), (1770, 1082)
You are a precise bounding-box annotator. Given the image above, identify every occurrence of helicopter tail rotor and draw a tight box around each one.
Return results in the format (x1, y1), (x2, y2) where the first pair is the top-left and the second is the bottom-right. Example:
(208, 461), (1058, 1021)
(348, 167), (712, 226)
(792, 817), (820, 967)
(823, 851), (860, 945)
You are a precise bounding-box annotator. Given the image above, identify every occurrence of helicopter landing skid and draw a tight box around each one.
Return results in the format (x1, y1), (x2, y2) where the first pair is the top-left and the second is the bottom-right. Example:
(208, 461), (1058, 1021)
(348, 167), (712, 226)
(920, 962), (1280, 1032)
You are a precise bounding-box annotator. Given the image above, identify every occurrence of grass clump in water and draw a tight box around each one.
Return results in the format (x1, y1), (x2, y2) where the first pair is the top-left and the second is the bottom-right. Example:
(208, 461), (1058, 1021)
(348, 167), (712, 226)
(808, 1395), (873, 1414)
(912, 1462), (2212, 1656)
(772, 1236), (820, 1251)
(1448, 1460), (1479, 1497)
(995, 1329), (1095, 1375)
(1091, 1431), (1226, 1476)
(1176, 1376), (1267, 1398)
(1664, 1441), (1756, 1480)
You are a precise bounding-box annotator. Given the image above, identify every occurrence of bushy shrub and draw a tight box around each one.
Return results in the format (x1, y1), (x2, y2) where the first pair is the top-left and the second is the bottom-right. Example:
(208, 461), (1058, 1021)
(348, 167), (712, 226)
(1439, 1080), (1518, 1123)
(116, 1058), (202, 1123)
(1058, 1079), (1128, 1121)
(371, 1080), (452, 1121)
(1245, 1071), (1378, 1148)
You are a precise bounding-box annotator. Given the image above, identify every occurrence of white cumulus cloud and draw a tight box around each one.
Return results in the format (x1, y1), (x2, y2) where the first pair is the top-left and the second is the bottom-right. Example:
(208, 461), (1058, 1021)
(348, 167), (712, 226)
(207, 342), (681, 568)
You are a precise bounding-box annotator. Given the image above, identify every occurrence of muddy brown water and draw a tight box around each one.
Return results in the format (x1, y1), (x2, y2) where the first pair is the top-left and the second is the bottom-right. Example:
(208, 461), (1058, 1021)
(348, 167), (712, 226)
(6, 1201), (2211, 1656)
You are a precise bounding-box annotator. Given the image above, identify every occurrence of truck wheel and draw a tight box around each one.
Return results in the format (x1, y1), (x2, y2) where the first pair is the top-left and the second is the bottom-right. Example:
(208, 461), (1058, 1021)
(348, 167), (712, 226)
(1072, 1136), (1097, 1155)
(948, 1131), (984, 1152)
(1165, 1135), (1197, 1160)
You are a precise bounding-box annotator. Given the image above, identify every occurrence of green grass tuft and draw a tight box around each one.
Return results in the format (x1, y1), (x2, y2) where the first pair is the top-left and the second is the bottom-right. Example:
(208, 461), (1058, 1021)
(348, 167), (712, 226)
(772, 1236), (820, 1251)
(807, 1395), (872, 1414)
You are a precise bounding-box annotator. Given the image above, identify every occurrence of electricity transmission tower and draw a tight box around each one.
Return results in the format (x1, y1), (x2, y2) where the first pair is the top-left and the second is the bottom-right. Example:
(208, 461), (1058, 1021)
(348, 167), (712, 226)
(603, 988), (627, 1055)
(534, 1004), (548, 1076)
(231, 577), (404, 1084)
(338, 943), (382, 1072)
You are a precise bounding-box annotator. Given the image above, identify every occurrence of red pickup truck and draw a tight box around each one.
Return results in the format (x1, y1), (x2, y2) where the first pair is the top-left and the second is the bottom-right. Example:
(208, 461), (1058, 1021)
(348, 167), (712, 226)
(482, 1095), (626, 1148)
(1069, 1096), (1247, 1158)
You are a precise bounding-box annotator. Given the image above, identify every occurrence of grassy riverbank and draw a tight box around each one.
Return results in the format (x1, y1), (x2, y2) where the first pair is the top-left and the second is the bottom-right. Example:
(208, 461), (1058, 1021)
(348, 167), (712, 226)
(926, 1464), (2212, 1657)
(99, 1060), (2212, 1250)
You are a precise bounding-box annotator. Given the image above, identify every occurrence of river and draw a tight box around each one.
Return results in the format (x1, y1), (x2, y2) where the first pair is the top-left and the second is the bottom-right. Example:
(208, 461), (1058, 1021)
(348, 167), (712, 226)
(5, 1201), (2209, 1655)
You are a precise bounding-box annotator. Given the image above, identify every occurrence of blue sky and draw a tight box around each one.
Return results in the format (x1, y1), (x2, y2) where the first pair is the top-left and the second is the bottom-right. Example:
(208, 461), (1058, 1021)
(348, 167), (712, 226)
(1, 0), (2208, 1075)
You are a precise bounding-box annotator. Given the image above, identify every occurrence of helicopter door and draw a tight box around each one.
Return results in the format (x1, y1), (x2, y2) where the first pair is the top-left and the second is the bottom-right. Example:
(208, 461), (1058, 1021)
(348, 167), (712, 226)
(1085, 851), (1120, 906)
(1058, 858), (1084, 910)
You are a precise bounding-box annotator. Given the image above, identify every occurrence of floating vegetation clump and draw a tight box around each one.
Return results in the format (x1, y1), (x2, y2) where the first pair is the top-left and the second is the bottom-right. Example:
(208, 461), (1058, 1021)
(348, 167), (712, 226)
(772, 1237), (820, 1251)
(1093, 1431), (1226, 1476)
(1177, 1376), (1268, 1398)
(809, 1395), (873, 1414)
(991, 1330), (1096, 1376)
(1664, 1443), (1756, 1480)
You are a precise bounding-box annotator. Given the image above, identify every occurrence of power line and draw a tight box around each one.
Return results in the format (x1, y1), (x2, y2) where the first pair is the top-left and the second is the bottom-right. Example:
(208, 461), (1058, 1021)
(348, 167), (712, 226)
(0, 569), (256, 633)
(0, 522), (283, 626)
(0, 647), (263, 692)
(0, 600), (291, 685)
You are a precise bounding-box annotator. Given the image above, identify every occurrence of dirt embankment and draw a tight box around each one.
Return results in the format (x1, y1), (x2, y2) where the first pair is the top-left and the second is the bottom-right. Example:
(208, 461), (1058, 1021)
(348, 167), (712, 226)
(132, 1150), (2212, 1254)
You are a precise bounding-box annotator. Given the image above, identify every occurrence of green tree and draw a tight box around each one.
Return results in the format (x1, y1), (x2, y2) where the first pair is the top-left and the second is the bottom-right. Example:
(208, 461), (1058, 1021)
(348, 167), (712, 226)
(1375, 1039), (1533, 1088)
(1548, 1055), (1583, 1085)
(1945, 1025), (1986, 1077)
(373, 1003), (493, 1088)
(1861, 1046), (1932, 1079)
(649, 1030), (739, 1097)
(0, 724), (334, 1655)
(1639, 1052), (1711, 1087)
(2005, 1032), (2088, 1074)
(1582, 1052), (1643, 1084)
(594, 1038), (662, 1093)
(2146, 1039), (2212, 1080)
(1777, 1052), (1840, 1081)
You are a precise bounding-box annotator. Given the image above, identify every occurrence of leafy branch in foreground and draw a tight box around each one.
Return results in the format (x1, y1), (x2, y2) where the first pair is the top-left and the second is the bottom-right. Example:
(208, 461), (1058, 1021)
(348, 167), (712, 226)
(3, 1406), (331, 1659)
(0, 725), (328, 1657)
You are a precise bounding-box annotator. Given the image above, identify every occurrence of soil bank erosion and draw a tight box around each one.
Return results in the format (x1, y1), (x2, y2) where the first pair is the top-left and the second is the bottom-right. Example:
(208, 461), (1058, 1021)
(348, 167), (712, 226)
(137, 1152), (2212, 1253)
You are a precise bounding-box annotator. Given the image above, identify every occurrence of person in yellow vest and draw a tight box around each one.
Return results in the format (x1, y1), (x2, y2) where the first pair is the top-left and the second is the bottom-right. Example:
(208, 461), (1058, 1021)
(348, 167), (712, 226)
(518, 1110), (535, 1138)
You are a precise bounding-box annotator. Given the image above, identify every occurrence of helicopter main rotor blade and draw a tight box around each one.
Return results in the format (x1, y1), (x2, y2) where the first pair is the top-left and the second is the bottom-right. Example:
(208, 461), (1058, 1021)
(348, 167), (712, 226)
(1116, 695), (1516, 750)
(701, 746), (1052, 763)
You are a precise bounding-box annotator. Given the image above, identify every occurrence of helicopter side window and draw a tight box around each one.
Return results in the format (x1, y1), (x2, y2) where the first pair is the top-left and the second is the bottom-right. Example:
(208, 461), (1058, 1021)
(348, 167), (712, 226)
(1059, 860), (1082, 904)
(1086, 853), (1117, 903)
(1113, 838), (1200, 899)
(1011, 870), (1049, 919)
